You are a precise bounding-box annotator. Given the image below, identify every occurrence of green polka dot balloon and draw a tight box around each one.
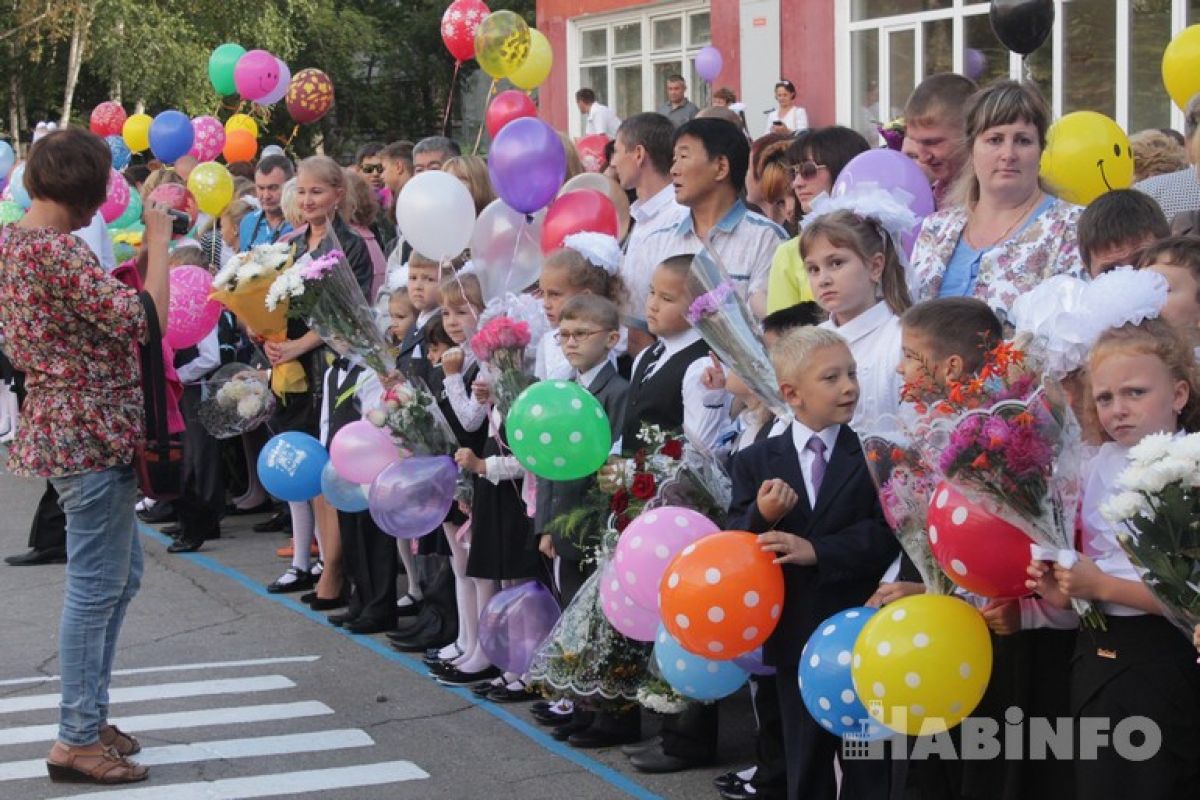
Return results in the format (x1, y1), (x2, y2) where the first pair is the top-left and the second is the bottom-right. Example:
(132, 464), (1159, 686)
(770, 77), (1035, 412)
(506, 379), (611, 480)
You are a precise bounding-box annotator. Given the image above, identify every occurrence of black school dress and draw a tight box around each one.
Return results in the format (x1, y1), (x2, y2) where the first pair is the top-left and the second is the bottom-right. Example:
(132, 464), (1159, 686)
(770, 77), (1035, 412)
(465, 414), (540, 581)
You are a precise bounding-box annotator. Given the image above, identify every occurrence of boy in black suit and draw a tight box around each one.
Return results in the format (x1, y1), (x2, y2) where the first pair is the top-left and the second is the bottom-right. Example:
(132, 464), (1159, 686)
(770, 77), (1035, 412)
(729, 326), (898, 800)
(395, 253), (442, 385)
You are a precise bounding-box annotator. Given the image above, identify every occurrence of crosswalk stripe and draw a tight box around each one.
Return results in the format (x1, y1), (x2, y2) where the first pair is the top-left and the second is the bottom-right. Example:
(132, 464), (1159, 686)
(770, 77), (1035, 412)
(0, 656), (321, 688)
(0, 676), (295, 715)
(48, 760), (430, 799)
(0, 729), (374, 782)
(0, 701), (334, 747)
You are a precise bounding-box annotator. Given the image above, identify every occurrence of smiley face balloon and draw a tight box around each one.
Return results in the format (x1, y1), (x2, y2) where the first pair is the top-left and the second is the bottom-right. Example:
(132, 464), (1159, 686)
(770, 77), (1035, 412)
(1040, 111), (1133, 206)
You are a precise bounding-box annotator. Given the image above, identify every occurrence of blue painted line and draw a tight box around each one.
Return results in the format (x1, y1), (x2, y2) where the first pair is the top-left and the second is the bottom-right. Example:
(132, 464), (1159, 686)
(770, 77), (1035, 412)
(139, 524), (661, 800)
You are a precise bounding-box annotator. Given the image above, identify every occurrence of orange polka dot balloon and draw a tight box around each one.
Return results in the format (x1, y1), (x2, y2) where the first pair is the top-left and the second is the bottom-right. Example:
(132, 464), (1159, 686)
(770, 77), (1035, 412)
(286, 68), (335, 125)
(658, 531), (784, 660)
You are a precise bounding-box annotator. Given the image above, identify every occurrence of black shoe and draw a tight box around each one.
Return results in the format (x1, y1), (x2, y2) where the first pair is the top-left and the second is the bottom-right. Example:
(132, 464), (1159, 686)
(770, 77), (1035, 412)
(161, 523), (182, 536)
(166, 538), (204, 554)
(620, 735), (662, 757)
(396, 594), (423, 617)
(387, 614), (439, 644)
(300, 592), (317, 604)
(344, 617), (395, 635)
(5, 547), (67, 566)
(422, 644), (463, 668)
(138, 503), (176, 524)
(720, 781), (783, 800)
(328, 611), (358, 627)
(434, 666), (500, 686)
(714, 769), (753, 793)
(252, 511), (291, 533)
(628, 748), (712, 773)
(308, 595), (347, 611)
(266, 568), (313, 594)
(568, 727), (642, 749)
(471, 678), (505, 697)
(391, 634), (452, 653)
(551, 717), (593, 741)
(532, 707), (575, 726)
(224, 500), (275, 516)
(485, 683), (533, 703)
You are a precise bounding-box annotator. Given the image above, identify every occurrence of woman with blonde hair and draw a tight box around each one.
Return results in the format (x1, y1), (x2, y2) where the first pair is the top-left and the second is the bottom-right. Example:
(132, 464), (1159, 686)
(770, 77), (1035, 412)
(342, 169), (387, 299)
(442, 155), (496, 217)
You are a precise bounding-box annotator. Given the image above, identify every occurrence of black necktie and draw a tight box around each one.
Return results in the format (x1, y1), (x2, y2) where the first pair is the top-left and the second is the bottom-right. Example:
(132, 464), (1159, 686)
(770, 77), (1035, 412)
(639, 342), (665, 384)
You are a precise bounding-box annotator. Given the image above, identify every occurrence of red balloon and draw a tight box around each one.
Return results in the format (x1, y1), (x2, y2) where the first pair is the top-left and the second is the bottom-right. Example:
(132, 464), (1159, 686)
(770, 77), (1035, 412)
(286, 68), (335, 126)
(927, 481), (1035, 599)
(540, 189), (619, 253)
(576, 134), (610, 173)
(486, 90), (537, 139)
(90, 101), (127, 137)
(441, 0), (490, 63)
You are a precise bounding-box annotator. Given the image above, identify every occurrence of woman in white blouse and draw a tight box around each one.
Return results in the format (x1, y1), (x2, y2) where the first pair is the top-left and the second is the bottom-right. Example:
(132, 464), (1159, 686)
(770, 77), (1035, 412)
(764, 79), (809, 136)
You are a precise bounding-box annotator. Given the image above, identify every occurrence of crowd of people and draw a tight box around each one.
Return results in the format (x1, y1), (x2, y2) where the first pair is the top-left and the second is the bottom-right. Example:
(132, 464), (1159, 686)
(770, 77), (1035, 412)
(1, 68), (1200, 800)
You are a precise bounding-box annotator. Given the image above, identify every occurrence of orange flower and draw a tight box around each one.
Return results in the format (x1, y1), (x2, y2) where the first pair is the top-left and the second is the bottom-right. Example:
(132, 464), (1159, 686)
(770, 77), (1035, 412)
(971, 453), (991, 470)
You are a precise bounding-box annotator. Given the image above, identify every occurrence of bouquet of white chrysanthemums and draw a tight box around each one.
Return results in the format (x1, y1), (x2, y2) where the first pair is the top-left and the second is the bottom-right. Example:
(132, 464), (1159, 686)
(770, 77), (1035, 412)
(198, 364), (276, 439)
(1102, 431), (1200, 642)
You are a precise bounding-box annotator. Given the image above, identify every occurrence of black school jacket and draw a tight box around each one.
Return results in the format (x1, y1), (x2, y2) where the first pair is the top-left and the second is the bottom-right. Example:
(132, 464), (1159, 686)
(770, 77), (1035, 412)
(729, 423), (898, 666)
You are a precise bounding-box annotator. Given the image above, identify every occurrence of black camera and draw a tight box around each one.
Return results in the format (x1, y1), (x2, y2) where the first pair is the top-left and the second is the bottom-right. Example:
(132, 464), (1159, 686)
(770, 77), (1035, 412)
(168, 209), (190, 236)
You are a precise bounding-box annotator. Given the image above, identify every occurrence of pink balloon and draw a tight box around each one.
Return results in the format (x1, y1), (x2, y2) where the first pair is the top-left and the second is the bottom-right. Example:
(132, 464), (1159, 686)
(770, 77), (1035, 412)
(258, 59), (292, 106)
(330, 420), (400, 484)
(166, 266), (222, 349)
(613, 506), (721, 611)
(233, 49), (281, 102)
(188, 116), (226, 162)
(99, 169), (130, 224)
(599, 563), (659, 641)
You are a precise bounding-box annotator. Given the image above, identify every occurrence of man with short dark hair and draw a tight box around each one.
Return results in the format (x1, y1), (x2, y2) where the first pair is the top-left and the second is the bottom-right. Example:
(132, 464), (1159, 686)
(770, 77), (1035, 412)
(576, 88), (621, 137)
(239, 154), (295, 251)
(355, 142), (386, 191)
(412, 136), (461, 174)
(657, 74), (699, 128)
(380, 140), (415, 198)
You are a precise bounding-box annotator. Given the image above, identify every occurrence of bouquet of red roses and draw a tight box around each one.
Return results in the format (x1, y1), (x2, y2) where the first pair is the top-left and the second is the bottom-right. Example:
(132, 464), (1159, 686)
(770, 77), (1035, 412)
(470, 315), (532, 415)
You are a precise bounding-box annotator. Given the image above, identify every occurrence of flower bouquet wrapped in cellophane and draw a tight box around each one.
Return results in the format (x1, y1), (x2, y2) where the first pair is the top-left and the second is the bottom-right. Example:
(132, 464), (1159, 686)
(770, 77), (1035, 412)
(197, 363), (275, 439)
(210, 243), (306, 396)
(265, 238), (398, 383)
(1104, 432), (1200, 642)
(688, 247), (790, 422)
(471, 292), (549, 415)
(527, 530), (652, 710)
(366, 378), (458, 456)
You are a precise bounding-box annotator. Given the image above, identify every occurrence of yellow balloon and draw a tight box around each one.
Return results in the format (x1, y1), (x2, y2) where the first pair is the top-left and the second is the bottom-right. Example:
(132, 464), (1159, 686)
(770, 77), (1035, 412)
(225, 113), (258, 139)
(1162, 25), (1200, 111)
(122, 113), (152, 153)
(474, 10), (531, 80)
(851, 594), (992, 736)
(509, 28), (552, 91)
(1040, 111), (1133, 206)
(187, 162), (235, 217)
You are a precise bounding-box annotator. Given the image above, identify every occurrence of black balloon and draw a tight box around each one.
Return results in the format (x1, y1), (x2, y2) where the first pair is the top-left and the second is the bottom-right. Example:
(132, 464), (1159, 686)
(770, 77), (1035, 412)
(989, 0), (1055, 56)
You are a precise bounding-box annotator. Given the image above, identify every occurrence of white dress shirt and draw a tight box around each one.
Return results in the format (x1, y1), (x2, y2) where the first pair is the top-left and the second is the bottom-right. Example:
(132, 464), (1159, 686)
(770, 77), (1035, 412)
(819, 301), (903, 431)
(763, 105), (809, 135)
(72, 212), (115, 273)
(318, 363), (383, 445)
(789, 419), (839, 507)
(174, 327), (221, 385)
(576, 360), (607, 388)
(621, 184), (688, 318)
(585, 102), (622, 138)
(410, 308), (437, 360)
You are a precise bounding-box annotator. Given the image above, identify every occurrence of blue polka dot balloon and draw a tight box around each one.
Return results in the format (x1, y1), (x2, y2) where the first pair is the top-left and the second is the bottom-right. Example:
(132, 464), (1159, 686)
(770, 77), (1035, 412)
(654, 625), (748, 701)
(798, 607), (888, 740)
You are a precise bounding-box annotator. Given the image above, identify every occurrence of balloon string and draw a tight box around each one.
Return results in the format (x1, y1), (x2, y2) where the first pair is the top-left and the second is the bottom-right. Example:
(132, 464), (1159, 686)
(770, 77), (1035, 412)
(498, 214), (528, 298)
(445, 255), (479, 323)
(442, 61), (461, 137)
(284, 125), (299, 148)
(472, 79), (498, 156)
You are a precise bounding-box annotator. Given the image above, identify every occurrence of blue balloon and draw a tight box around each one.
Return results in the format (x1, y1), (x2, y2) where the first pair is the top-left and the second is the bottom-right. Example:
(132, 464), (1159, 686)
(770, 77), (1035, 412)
(105, 135), (131, 170)
(798, 607), (889, 740)
(0, 141), (14, 178)
(8, 163), (30, 209)
(258, 432), (328, 502)
(654, 625), (748, 701)
(320, 460), (369, 512)
(148, 110), (195, 165)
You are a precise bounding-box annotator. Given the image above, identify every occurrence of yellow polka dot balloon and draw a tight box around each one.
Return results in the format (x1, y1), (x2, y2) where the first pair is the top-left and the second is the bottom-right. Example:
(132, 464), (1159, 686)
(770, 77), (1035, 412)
(850, 594), (992, 736)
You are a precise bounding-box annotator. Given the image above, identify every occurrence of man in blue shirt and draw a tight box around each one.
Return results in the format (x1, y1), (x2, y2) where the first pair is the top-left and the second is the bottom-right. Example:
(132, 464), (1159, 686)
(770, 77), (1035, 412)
(239, 154), (295, 251)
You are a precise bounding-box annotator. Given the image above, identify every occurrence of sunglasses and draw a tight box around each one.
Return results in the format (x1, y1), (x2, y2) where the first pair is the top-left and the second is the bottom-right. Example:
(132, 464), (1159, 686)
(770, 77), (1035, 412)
(788, 160), (828, 180)
(360, 163), (384, 174)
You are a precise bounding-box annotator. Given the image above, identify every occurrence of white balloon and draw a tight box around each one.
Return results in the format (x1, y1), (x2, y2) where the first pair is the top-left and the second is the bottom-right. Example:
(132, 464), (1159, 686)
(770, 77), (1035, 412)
(259, 59), (292, 106)
(470, 198), (545, 301)
(397, 170), (477, 261)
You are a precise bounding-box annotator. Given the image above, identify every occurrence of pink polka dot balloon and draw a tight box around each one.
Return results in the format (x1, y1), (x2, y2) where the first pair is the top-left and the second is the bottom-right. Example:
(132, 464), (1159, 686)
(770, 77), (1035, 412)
(188, 115), (226, 162)
(166, 266), (223, 349)
(926, 481), (1034, 598)
(614, 506), (720, 612)
(99, 169), (130, 224)
(599, 562), (658, 642)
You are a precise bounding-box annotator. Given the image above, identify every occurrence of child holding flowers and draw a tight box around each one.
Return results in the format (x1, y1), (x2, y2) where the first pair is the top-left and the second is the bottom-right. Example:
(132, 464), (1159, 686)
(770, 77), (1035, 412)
(1027, 318), (1200, 798)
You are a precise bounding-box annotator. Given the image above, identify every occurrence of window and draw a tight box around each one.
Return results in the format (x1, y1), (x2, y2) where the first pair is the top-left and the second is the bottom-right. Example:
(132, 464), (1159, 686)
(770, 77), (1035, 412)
(570, 2), (713, 137)
(1131, 0), (1174, 132)
(1063, 0), (1116, 118)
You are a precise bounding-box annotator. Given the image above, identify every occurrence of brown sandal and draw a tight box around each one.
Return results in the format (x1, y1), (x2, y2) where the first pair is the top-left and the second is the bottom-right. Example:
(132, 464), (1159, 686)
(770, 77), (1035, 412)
(46, 744), (148, 784)
(99, 723), (141, 756)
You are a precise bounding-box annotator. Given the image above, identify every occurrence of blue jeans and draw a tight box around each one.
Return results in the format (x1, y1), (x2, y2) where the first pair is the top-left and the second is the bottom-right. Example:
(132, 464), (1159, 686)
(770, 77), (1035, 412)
(50, 465), (143, 746)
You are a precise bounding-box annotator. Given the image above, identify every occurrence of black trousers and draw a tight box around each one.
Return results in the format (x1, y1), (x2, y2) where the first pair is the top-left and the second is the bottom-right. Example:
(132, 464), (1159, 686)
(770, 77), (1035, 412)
(777, 660), (890, 800)
(174, 385), (223, 541)
(28, 481), (66, 552)
(556, 556), (594, 609)
(661, 702), (719, 761)
(750, 673), (788, 791)
(338, 510), (398, 625)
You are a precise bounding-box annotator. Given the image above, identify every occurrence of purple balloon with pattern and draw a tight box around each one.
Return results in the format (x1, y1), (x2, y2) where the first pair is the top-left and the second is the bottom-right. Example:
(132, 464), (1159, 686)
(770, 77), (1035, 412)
(479, 582), (561, 674)
(368, 456), (457, 540)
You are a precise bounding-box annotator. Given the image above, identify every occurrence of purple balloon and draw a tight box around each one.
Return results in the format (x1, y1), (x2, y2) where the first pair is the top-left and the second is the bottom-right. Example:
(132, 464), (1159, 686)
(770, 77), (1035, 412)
(695, 46), (723, 83)
(487, 117), (566, 214)
(964, 48), (987, 81)
(259, 59), (292, 106)
(368, 455), (457, 540)
(479, 582), (561, 674)
(832, 149), (935, 244)
(732, 646), (776, 677)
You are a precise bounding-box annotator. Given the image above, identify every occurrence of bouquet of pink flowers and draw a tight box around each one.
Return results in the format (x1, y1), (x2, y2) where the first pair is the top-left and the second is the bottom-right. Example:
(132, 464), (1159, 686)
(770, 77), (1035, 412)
(470, 316), (532, 415)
